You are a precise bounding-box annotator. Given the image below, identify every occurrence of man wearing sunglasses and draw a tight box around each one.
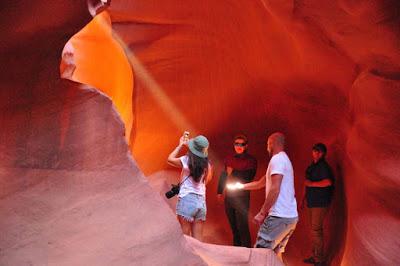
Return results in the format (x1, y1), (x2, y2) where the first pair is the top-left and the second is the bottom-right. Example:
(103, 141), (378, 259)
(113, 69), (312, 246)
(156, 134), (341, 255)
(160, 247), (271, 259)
(217, 134), (257, 247)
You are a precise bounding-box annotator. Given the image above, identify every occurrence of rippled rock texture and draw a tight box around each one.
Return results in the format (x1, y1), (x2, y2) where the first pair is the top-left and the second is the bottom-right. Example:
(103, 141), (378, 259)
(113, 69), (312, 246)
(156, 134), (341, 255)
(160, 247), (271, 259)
(1, 0), (399, 265)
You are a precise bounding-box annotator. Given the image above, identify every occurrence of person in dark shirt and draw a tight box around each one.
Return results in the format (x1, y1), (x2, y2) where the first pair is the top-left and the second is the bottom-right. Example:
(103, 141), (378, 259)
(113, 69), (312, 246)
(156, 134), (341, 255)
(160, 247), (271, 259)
(303, 143), (334, 266)
(217, 134), (257, 247)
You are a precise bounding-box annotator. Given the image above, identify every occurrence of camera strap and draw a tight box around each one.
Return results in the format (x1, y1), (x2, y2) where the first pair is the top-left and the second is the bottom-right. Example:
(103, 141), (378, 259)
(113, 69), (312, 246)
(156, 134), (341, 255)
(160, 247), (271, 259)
(178, 176), (190, 186)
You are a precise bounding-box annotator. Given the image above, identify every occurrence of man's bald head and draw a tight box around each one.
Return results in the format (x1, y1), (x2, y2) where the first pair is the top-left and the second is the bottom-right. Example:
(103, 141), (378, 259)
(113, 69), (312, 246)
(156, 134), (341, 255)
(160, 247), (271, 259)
(270, 132), (285, 146)
(267, 132), (285, 155)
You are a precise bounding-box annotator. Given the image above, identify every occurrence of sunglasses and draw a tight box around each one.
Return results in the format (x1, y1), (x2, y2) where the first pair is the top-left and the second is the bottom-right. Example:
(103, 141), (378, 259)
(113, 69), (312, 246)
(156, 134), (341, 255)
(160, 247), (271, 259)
(234, 142), (247, 147)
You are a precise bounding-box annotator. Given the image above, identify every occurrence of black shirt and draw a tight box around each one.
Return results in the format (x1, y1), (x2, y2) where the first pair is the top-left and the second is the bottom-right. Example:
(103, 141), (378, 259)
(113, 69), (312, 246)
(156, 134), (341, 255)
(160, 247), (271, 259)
(217, 152), (257, 197)
(305, 158), (334, 208)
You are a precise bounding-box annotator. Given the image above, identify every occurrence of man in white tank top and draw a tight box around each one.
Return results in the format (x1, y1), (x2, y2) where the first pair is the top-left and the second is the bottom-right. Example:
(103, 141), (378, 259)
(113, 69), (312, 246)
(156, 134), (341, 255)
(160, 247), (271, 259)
(242, 132), (298, 262)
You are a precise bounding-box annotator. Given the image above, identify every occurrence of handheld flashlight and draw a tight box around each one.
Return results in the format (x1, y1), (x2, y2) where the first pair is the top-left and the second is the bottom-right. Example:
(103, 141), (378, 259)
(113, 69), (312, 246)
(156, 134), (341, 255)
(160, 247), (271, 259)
(226, 182), (244, 190)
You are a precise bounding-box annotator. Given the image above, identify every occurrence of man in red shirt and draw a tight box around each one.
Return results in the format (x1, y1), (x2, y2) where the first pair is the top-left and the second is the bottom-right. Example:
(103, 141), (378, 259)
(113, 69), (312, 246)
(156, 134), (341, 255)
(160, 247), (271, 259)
(217, 134), (257, 247)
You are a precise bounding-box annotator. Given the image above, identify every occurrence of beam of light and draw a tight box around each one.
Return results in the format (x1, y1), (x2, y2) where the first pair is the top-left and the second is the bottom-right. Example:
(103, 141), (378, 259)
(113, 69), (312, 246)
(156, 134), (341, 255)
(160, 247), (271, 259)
(93, 12), (222, 166)
(112, 32), (197, 136)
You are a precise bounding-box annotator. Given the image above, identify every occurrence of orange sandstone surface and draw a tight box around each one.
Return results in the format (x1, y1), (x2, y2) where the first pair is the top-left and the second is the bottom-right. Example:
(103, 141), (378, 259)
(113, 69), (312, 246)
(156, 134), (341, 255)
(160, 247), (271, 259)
(1, 1), (399, 265)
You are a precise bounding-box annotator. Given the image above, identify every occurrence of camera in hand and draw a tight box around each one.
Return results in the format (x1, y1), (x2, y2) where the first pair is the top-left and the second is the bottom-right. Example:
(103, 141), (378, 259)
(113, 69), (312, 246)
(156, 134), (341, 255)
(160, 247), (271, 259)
(183, 131), (190, 142)
(165, 183), (180, 199)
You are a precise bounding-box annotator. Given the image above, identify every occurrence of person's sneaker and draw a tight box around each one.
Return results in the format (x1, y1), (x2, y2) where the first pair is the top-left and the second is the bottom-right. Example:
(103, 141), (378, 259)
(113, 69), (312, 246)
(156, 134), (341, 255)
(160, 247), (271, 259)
(303, 257), (316, 264)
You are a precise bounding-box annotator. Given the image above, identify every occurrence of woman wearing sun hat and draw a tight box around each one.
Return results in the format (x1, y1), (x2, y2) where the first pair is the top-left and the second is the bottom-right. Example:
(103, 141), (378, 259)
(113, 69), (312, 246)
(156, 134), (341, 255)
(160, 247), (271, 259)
(167, 134), (213, 241)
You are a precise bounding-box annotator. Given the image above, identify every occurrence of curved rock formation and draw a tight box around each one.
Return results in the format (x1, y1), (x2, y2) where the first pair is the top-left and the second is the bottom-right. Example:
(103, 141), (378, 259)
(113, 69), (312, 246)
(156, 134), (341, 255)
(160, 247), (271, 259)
(0, 1), (201, 265)
(104, 1), (400, 265)
(1, 0), (399, 265)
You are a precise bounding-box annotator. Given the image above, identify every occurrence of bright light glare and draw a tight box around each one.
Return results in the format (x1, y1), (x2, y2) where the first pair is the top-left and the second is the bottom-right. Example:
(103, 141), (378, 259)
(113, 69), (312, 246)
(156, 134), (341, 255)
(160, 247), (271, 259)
(226, 182), (244, 190)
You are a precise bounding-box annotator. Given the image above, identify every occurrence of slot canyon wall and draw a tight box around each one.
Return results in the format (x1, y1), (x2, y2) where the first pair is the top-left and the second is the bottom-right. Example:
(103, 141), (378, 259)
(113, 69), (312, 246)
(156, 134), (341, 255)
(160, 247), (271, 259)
(1, 0), (399, 265)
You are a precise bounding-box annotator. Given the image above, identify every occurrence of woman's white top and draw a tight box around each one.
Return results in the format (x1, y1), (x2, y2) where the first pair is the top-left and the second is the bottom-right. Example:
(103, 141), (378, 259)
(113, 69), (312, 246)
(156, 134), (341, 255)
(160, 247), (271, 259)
(178, 155), (206, 198)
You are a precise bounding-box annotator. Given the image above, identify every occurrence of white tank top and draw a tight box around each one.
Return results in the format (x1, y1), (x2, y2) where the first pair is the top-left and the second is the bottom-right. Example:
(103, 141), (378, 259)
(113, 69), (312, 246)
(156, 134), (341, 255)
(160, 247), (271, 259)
(178, 155), (206, 198)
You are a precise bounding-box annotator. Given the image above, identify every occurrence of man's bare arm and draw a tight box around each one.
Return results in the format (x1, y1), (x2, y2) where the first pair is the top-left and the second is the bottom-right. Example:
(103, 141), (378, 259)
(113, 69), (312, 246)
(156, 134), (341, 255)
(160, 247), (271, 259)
(243, 175), (266, 190)
(254, 174), (283, 224)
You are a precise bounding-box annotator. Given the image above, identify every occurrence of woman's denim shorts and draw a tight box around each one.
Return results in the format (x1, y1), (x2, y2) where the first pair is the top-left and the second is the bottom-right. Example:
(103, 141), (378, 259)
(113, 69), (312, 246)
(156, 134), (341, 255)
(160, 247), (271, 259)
(176, 193), (206, 222)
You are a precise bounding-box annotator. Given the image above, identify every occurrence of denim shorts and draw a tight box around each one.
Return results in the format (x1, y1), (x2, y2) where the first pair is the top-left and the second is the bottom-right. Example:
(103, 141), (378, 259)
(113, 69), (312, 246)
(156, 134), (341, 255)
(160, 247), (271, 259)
(255, 215), (298, 253)
(176, 193), (206, 222)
